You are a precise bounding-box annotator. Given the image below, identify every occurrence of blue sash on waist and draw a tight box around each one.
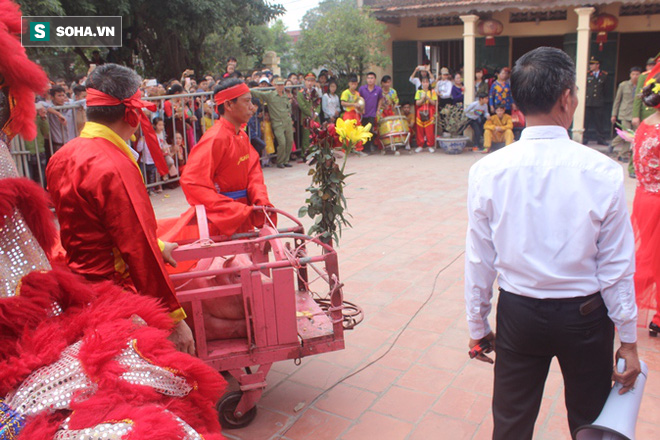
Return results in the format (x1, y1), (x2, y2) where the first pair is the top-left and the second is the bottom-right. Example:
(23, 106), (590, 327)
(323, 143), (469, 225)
(219, 189), (248, 200)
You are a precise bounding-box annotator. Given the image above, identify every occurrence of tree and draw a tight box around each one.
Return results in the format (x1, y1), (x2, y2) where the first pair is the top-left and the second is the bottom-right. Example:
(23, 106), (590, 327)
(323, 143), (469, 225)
(16, 0), (284, 80)
(294, 0), (390, 80)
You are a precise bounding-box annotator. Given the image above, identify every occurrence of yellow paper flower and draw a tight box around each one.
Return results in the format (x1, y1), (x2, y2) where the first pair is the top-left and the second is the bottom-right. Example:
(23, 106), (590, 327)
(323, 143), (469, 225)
(653, 83), (660, 94)
(336, 117), (373, 146)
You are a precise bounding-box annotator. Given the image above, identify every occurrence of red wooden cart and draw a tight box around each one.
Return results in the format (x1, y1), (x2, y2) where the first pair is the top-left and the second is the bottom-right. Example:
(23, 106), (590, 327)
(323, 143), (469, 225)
(170, 206), (348, 429)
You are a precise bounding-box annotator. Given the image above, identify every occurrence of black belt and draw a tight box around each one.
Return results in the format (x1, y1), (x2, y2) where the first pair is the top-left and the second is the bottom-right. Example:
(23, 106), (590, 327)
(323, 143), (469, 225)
(499, 288), (604, 316)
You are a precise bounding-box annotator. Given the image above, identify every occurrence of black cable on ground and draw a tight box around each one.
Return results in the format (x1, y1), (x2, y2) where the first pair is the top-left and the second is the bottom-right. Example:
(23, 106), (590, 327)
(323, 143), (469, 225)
(276, 250), (466, 439)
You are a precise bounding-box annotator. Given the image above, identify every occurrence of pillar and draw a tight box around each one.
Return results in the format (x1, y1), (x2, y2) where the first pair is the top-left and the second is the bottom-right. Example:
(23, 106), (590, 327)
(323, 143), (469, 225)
(573, 7), (595, 143)
(461, 14), (479, 106)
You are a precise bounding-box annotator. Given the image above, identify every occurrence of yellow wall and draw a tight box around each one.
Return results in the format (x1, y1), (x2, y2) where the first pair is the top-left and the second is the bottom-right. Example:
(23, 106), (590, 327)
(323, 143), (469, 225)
(373, 1), (660, 78)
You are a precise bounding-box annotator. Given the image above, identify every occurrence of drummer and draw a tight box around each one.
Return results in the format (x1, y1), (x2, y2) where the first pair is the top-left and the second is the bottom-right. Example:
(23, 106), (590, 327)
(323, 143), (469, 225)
(340, 75), (362, 123)
(380, 75), (399, 118)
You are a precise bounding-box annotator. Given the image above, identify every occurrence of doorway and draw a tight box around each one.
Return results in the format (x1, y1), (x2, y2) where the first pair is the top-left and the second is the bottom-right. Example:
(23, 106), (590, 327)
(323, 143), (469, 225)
(425, 40), (464, 75)
(617, 32), (660, 84)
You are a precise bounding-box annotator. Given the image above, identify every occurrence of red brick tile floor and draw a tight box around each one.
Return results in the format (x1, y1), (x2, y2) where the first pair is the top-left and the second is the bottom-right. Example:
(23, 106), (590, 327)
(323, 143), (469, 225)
(151, 145), (660, 439)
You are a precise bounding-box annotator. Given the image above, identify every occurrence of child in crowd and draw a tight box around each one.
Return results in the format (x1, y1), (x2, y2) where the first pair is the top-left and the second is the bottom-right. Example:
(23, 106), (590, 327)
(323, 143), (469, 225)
(511, 102), (526, 140)
(135, 134), (158, 195)
(172, 131), (186, 171)
(322, 80), (341, 123)
(380, 75), (399, 118)
(482, 105), (514, 153)
(401, 101), (415, 149)
(465, 92), (490, 151)
(261, 109), (276, 156)
(451, 73), (464, 105)
(341, 75), (362, 123)
(136, 117), (173, 194)
(201, 100), (215, 134)
(475, 68), (489, 97)
(435, 67), (453, 109)
(414, 76), (437, 153)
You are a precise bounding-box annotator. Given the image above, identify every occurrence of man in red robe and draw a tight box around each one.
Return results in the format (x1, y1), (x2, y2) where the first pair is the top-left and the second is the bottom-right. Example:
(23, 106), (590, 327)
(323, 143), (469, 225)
(46, 63), (195, 354)
(165, 78), (272, 239)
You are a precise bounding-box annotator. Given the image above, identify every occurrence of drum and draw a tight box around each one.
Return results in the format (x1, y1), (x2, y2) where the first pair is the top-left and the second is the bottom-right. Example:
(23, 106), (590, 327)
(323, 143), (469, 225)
(378, 116), (410, 148)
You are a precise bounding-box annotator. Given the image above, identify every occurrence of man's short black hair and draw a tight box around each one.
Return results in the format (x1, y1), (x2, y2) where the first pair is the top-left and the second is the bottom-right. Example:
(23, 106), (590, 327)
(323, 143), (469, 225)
(496, 104), (507, 110)
(381, 75), (392, 83)
(631, 66), (643, 73)
(366, 72), (376, 78)
(477, 92), (488, 99)
(511, 47), (575, 116)
(227, 56), (237, 63)
(348, 75), (358, 83)
(168, 84), (184, 95)
(213, 78), (244, 115)
(49, 85), (66, 97)
(72, 85), (87, 96)
(86, 63), (141, 124)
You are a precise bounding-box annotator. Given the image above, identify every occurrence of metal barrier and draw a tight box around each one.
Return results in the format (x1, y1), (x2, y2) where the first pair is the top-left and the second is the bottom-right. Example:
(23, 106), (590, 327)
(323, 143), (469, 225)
(8, 84), (305, 190)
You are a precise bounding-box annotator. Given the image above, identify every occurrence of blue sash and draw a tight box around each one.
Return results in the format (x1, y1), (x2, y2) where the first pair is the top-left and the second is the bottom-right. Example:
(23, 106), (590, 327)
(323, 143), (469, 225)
(220, 189), (248, 200)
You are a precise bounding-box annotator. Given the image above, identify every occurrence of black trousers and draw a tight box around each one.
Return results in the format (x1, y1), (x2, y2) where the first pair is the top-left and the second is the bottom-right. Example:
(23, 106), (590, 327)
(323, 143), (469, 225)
(584, 106), (607, 143)
(467, 117), (485, 148)
(361, 116), (377, 151)
(493, 289), (614, 440)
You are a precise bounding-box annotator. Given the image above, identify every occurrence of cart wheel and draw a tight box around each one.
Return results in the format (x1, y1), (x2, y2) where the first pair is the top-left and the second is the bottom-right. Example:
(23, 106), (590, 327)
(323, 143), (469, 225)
(217, 391), (257, 429)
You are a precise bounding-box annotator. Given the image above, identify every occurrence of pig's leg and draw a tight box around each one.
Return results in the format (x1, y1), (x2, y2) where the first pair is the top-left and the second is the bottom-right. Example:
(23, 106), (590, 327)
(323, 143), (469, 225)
(202, 296), (248, 340)
(204, 315), (247, 340)
(202, 295), (244, 319)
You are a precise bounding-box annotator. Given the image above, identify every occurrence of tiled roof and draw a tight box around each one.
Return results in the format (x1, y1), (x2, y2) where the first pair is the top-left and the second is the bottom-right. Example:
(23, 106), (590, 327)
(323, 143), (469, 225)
(363, 0), (653, 17)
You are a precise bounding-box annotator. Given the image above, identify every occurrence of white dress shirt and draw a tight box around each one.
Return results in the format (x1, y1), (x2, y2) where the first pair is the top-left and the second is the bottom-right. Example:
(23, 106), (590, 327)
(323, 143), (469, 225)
(465, 125), (637, 343)
(436, 80), (453, 99)
(322, 93), (340, 120)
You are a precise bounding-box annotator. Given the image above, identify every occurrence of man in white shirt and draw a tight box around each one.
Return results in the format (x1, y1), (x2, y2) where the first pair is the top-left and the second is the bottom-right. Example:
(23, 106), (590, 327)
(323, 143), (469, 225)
(465, 47), (640, 440)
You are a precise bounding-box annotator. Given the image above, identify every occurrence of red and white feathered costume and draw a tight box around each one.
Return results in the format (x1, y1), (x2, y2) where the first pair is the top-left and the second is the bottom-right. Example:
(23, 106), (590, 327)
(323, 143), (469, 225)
(0, 1), (226, 439)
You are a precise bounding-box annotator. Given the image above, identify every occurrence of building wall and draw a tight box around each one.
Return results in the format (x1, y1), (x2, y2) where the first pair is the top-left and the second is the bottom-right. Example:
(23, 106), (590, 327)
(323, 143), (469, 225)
(375, 1), (660, 78)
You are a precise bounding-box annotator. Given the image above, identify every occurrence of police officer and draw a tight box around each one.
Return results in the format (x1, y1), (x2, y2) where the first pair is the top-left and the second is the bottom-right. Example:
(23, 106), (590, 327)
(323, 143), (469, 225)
(584, 56), (609, 145)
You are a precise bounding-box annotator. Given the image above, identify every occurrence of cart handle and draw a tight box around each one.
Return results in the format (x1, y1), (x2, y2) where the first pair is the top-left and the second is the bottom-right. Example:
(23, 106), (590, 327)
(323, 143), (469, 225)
(253, 205), (304, 229)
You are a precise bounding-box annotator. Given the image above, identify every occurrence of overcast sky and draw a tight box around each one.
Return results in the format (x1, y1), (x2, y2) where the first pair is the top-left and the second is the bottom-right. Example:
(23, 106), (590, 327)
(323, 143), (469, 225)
(278, 0), (321, 31)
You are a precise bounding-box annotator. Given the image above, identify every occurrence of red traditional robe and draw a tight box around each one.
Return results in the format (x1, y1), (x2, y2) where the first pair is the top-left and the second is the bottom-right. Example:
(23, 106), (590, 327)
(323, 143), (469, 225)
(159, 117), (271, 247)
(46, 123), (184, 320)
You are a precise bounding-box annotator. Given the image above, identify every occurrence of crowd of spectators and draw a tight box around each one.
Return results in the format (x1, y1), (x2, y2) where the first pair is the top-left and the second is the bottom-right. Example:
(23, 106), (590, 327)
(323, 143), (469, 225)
(22, 56), (528, 189)
(407, 63), (522, 153)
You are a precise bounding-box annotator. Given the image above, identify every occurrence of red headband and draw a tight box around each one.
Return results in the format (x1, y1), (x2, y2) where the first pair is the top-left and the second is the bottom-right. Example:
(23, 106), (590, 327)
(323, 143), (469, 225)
(86, 88), (169, 177)
(213, 83), (250, 107)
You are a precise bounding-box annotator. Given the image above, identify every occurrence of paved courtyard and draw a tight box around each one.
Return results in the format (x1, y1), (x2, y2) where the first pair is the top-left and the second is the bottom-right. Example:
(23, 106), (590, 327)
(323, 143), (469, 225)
(152, 146), (660, 440)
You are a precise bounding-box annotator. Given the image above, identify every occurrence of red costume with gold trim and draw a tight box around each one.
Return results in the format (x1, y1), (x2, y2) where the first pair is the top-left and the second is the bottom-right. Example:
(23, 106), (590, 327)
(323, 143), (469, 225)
(159, 117), (271, 244)
(46, 134), (183, 318)
(1, 2), (224, 438)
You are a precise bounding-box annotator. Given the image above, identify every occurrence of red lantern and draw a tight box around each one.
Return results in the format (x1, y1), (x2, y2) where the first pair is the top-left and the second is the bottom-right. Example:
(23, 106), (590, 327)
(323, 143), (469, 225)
(590, 13), (618, 52)
(478, 19), (504, 46)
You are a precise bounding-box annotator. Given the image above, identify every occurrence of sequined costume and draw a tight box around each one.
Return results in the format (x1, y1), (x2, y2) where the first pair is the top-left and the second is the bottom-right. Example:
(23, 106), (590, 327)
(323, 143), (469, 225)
(0, 175), (227, 439)
(0, 1), (226, 439)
